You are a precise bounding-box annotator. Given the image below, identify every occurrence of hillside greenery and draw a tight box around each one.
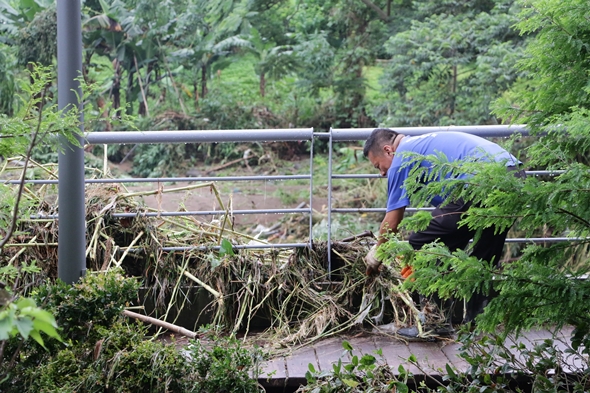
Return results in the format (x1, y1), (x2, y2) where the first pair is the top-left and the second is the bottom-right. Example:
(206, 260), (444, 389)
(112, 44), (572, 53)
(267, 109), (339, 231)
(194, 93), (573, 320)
(1, 0), (529, 169)
(2, 0), (590, 392)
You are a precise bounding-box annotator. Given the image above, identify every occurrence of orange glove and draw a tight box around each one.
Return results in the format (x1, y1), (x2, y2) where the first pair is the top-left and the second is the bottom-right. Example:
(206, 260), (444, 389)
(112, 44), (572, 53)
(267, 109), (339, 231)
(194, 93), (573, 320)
(400, 265), (414, 279)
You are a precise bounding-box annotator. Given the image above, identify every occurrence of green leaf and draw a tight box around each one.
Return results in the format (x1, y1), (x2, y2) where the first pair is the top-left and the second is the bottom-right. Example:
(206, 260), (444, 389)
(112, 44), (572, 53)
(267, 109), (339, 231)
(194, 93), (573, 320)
(342, 379), (359, 388)
(308, 363), (316, 373)
(219, 239), (235, 256)
(14, 316), (34, 339)
(15, 297), (36, 309)
(360, 354), (376, 366)
(408, 354), (417, 363)
(28, 329), (45, 348)
(341, 340), (353, 351)
(33, 319), (61, 341)
(0, 315), (13, 340)
(393, 382), (409, 393)
(22, 308), (57, 327)
(445, 364), (458, 380)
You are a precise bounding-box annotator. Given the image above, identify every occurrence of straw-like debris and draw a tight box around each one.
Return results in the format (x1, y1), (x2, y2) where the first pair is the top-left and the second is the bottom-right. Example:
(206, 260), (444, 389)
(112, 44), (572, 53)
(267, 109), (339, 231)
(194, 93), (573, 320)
(1, 158), (447, 351)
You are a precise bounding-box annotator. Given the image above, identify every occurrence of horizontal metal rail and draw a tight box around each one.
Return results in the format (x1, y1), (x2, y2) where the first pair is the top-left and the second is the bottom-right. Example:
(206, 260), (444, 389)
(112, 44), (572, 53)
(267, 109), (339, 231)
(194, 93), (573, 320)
(505, 237), (589, 243)
(2, 174), (311, 185)
(85, 128), (314, 144)
(331, 124), (529, 141)
(32, 209), (310, 220)
(159, 243), (309, 251)
(332, 207), (433, 213)
(331, 170), (565, 180)
(112, 208), (310, 217)
(1, 170), (564, 185)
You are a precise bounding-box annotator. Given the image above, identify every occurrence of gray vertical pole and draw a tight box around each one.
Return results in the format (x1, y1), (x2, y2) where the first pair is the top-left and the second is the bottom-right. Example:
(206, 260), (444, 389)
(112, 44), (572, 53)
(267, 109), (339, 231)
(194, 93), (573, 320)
(57, 0), (87, 284)
(308, 131), (314, 250)
(327, 128), (333, 278)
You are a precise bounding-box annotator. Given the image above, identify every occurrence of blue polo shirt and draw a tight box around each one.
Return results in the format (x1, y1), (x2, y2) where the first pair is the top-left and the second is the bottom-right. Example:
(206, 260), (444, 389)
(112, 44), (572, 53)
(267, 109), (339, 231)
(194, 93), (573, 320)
(386, 132), (519, 212)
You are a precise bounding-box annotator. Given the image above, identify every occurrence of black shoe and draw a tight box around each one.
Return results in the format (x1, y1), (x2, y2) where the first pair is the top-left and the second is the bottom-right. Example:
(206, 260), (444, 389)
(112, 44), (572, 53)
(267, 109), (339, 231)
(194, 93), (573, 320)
(396, 326), (420, 338)
(396, 324), (455, 339)
(428, 324), (455, 336)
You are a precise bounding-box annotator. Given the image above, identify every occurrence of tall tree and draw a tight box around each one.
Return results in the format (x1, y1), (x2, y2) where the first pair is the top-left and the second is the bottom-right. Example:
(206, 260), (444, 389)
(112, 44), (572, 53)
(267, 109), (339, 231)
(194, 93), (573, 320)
(384, 0), (590, 352)
(378, 0), (526, 126)
(247, 28), (299, 97)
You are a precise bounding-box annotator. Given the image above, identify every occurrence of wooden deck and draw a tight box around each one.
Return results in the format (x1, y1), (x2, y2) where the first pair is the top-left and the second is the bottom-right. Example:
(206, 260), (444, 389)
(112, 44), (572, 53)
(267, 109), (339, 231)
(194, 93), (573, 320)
(259, 326), (583, 391)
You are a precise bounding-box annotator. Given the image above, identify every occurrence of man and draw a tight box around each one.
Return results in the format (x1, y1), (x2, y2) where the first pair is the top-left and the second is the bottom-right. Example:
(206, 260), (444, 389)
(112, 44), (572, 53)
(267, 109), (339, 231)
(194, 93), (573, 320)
(363, 128), (521, 334)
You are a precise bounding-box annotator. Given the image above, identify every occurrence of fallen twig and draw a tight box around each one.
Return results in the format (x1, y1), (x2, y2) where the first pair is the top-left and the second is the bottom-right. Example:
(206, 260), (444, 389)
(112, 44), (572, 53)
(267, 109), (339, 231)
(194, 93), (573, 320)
(122, 310), (197, 339)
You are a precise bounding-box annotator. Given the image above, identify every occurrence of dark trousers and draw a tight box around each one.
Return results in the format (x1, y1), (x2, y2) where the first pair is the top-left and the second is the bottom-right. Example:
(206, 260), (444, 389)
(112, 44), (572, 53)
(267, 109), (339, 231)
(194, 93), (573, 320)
(408, 199), (508, 323)
(408, 167), (524, 323)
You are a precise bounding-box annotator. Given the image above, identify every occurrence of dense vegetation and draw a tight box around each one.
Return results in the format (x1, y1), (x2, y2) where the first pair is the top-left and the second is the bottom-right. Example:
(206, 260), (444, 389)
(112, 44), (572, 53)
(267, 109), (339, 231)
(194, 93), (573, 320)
(2, 0), (590, 391)
(1, 0), (527, 134)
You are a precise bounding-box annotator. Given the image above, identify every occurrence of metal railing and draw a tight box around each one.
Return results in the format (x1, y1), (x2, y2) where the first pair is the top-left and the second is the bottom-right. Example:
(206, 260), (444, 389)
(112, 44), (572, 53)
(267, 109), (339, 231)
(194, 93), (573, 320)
(4, 124), (584, 276)
(6, 129), (316, 254)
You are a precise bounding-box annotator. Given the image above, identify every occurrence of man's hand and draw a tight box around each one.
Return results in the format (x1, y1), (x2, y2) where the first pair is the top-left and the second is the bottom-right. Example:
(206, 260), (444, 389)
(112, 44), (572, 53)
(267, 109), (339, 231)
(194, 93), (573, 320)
(365, 244), (381, 275)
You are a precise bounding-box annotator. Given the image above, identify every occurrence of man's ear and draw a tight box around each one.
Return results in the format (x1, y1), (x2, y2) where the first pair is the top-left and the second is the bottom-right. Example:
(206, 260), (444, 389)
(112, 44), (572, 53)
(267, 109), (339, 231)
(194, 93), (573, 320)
(382, 144), (394, 155)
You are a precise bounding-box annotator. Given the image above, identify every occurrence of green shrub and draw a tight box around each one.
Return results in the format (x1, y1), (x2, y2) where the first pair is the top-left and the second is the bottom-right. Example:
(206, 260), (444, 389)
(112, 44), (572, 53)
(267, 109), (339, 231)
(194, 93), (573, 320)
(0, 271), (265, 392)
(187, 330), (264, 393)
(34, 269), (140, 344)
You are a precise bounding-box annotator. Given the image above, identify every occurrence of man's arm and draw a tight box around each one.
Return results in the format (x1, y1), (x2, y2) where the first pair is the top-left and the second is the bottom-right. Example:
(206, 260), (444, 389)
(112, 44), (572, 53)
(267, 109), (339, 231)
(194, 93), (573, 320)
(377, 207), (406, 247)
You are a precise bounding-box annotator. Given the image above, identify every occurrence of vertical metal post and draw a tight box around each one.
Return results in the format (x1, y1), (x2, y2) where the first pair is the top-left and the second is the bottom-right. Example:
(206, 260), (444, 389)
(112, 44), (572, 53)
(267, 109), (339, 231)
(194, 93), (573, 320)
(57, 0), (86, 284)
(308, 132), (314, 250)
(327, 128), (333, 278)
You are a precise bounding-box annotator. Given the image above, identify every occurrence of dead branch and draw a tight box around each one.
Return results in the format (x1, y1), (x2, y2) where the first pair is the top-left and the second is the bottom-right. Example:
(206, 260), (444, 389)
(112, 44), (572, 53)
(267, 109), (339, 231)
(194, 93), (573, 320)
(122, 310), (197, 339)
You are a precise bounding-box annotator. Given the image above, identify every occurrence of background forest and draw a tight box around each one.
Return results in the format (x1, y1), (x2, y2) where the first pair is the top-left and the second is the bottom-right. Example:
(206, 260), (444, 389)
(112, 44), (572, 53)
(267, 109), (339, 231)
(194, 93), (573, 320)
(1, 0), (526, 139)
(2, 0), (590, 391)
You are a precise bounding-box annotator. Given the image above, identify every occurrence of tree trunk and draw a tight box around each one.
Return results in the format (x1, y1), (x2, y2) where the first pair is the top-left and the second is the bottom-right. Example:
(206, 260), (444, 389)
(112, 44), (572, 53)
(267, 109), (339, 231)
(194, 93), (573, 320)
(126, 70), (134, 115)
(450, 64), (457, 117)
(97, 96), (112, 131)
(260, 72), (266, 97)
(201, 64), (208, 99)
(112, 60), (121, 118)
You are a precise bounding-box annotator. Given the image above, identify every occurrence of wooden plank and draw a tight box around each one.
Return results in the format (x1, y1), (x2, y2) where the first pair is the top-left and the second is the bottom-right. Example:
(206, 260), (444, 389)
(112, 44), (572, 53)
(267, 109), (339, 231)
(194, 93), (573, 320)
(260, 356), (287, 381)
(260, 326), (582, 386)
(284, 346), (318, 379)
(440, 342), (470, 373)
(523, 328), (554, 346)
(550, 328), (585, 373)
(312, 337), (349, 372)
(349, 335), (378, 359)
(408, 341), (454, 375)
(373, 335), (422, 375)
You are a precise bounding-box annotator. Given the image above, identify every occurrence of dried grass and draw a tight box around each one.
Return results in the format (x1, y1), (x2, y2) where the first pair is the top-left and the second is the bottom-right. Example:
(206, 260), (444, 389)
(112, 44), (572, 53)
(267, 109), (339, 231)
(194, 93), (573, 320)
(1, 158), (447, 350)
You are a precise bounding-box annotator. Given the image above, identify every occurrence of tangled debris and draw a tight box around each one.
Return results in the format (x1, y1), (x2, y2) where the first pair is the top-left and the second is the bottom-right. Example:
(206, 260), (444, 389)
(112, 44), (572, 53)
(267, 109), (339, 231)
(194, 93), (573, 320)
(1, 158), (447, 351)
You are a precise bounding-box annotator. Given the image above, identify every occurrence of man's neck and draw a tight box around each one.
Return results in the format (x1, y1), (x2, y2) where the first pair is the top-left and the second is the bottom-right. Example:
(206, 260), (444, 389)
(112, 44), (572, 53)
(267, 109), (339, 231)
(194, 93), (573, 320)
(392, 134), (405, 152)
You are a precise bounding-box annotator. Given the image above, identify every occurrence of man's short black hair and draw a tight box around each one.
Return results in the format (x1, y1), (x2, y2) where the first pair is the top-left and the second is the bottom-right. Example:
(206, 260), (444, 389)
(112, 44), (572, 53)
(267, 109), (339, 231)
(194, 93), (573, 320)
(363, 128), (399, 158)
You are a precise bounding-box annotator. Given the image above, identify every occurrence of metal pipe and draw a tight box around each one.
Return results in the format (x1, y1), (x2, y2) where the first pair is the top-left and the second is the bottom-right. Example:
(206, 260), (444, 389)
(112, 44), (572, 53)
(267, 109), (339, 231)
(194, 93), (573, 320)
(331, 207), (433, 213)
(31, 208), (311, 220)
(1, 169), (564, 185)
(159, 243), (309, 251)
(309, 133), (314, 249)
(112, 208), (310, 217)
(504, 237), (589, 243)
(85, 128), (313, 144)
(2, 174), (311, 185)
(327, 128), (333, 277)
(331, 124), (529, 141)
(331, 170), (565, 179)
(57, 0), (86, 284)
